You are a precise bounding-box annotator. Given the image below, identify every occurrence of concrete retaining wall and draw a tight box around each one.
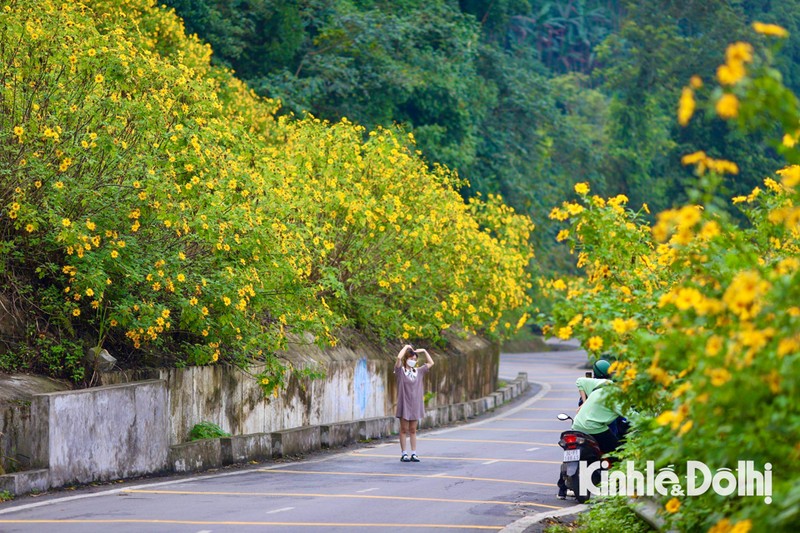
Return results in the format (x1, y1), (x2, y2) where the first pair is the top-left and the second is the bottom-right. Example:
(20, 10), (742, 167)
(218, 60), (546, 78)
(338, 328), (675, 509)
(29, 380), (169, 487)
(0, 374), (70, 474)
(164, 372), (529, 474)
(97, 330), (498, 444)
(0, 331), (509, 495)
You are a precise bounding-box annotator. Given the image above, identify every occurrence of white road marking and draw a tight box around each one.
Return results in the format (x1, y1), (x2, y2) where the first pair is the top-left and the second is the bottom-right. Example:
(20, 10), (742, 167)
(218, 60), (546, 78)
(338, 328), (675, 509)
(526, 447), (540, 452)
(356, 488), (379, 493)
(482, 460), (499, 465)
(265, 507), (295, 514)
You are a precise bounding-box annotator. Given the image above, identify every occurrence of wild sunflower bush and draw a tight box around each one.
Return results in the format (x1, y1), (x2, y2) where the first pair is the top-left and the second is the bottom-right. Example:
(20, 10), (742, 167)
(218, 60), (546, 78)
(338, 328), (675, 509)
(542, 24), (799, 532)
(0, 0), (534, 391)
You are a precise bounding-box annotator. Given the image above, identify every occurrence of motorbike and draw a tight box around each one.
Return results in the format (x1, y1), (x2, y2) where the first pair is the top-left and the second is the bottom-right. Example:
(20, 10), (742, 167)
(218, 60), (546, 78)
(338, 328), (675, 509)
(556, 412), (604, 504)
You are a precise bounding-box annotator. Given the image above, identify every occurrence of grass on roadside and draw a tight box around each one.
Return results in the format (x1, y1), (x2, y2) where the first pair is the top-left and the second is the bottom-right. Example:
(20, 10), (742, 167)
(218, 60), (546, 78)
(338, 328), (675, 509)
(500, 327), (549, 353)
(544, 497), (654, 533)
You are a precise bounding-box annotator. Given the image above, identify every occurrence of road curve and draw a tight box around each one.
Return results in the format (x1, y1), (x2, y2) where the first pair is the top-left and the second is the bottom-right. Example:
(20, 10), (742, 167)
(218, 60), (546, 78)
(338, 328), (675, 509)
(0, 344), (590, 532)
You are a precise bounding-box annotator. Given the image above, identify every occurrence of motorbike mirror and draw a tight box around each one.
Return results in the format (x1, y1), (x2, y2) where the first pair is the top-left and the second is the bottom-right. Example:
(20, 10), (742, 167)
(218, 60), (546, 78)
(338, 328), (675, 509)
(557, 413), (572, 421)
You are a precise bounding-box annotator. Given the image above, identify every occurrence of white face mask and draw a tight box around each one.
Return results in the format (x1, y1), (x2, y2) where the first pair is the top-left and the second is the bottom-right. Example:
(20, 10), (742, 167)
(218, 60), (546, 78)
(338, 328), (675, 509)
(407, 359), (417, 368)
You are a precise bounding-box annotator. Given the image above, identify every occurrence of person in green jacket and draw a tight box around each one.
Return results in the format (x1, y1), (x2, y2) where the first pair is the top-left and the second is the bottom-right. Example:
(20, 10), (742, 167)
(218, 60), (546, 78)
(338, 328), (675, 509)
(575, 359), (612, 408)
(571, 384), (625, 453)
(558, 359), (625, 499)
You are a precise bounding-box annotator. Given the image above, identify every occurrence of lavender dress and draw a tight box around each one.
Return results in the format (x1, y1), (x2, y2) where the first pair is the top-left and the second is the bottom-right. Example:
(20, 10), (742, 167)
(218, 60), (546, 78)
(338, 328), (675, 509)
(395, 365), (430, 421)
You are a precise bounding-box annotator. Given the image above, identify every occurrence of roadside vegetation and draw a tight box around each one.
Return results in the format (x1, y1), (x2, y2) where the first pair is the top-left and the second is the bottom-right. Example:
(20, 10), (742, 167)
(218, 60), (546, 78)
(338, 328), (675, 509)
(0, 1), (533, 394)
(542, 25), (799, 532)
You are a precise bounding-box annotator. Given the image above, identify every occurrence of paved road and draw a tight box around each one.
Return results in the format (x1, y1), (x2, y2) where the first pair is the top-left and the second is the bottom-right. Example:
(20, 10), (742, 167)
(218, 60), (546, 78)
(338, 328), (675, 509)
(0, 345), (588, 532)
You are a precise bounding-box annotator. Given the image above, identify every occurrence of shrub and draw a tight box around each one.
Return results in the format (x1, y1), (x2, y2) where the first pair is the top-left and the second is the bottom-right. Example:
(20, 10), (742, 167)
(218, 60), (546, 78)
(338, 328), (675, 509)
(0, 1), (534, 394)
(542, 24), (799, 532)
(187, 421), (230, 442)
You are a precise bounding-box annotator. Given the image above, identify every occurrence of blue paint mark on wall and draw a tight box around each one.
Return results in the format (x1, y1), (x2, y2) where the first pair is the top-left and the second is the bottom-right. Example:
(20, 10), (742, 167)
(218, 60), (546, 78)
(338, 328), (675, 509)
(354, 357), (371, 417)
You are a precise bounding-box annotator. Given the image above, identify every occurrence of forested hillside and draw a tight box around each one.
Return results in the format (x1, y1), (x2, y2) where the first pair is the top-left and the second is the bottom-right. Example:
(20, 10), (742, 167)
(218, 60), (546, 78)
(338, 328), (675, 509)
(164, 0), (800, 271)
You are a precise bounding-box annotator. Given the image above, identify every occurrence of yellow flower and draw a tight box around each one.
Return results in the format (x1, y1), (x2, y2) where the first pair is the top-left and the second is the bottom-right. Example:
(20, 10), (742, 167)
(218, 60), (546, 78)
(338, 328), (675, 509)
(763, 370), (781, 394)
(681, 151), (706, 166)
(556, 229), (570, 242)
(722, 271), (770, 320)
(26, 224), (35, 233)
(656, 411), (675, 426)
(730, 520), (752, 533)
(565, 203), (584, 216)
(85, 288), (94, 297)
(673, 287), (702, 311)
(13, 126), (23, 136)
(753, 22), (788, 38)
(55, 181), (64, 189)
(110, 250), (119, 258)
(557, 325), (573, 340)
(587, 336), (603, 351)
(61, 218), (71, 227)
(95, 74), (104, 83)
(717, 62), (745, 86)
(678, 87), (695, 126)
(611, 317), (638, 335)
(777, 336), (799, 358)
(574, 182), (590, 195)
(708, 368), (732, 387)
(700, 221), (720, 240)
(176, 273), (186, 282)
(727, 42), (754, 64)
(689, 75), (703, 89)
(716, 93), (739, 119)
(665, 497), (680, 513)
(72, 308), (81, 317)
(776, 165), (800, 188)
(706, 335), (723, 356)
(549, 207), (569, 221)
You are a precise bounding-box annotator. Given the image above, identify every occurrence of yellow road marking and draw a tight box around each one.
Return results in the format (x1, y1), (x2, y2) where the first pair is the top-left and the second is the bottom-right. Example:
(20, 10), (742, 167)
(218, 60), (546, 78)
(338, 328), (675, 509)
(124, 489), (563, 510)
(0, 519), (502, 529)
(256, 469), (557, 487)
(529, 397), (574, 401)
(347, 451), (560, 465)
(459, 428), (563, 433)
(490, 418), (555, 422)
(423, 437), (557, 446)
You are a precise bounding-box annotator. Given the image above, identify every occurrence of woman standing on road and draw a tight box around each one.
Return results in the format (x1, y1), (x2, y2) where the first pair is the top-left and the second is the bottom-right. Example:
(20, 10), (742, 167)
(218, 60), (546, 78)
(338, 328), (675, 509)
(395, 344), (434, 463)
